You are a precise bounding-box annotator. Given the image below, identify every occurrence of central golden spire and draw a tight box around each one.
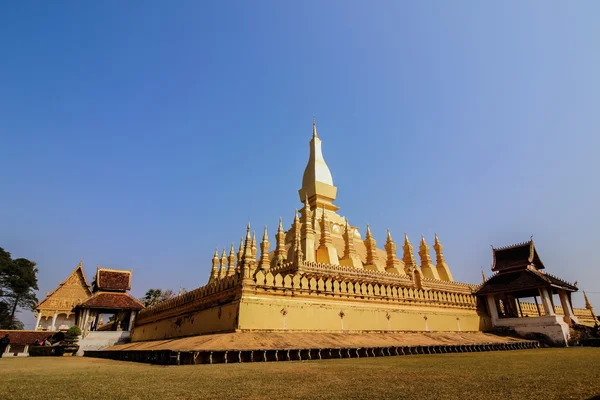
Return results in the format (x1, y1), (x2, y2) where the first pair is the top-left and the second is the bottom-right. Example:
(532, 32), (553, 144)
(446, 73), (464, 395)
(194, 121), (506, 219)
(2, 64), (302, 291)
(299, 118), (338, 211)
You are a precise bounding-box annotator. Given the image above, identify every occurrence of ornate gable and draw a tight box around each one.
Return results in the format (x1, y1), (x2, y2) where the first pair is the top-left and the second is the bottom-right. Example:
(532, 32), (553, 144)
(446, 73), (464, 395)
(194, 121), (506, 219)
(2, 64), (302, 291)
(36, 262), (92, 312)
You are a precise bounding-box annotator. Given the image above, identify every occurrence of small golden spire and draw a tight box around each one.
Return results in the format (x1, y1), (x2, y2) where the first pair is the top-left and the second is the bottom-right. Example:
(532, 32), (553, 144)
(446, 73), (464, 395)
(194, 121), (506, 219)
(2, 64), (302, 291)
(209, 248), (220, 283)
(481, 268), (487, 283)
(259, 225), (271, 271)
(433, 233), (454, 282)
(319, 207), (332, 245)
(273, 217), (287, 268)
(402, 233), (418, 276)
(584, 291), (593, 310)
(418, 235), (439, 279)
(251, 231), (257, 258)
(312, 116), (318, 138)
(384, 228), (402, 274)
(227, 243), (236, 276)
(363, 224), (379, 268)
(243, 223), (254, 267)
(237, 237), (244, 269)
(219, 248), (227, 279)
(584, 291), (597, 322)
(340, 218), (361, 268)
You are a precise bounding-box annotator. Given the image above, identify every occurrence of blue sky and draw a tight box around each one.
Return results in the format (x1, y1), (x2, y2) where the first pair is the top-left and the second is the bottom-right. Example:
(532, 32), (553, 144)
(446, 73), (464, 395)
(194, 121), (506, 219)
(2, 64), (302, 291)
(1, 1), (599, 328)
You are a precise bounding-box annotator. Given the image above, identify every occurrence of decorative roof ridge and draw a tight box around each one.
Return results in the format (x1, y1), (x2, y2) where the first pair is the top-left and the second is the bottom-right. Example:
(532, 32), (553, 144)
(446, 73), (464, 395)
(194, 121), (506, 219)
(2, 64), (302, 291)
(492, 240), (532, 251)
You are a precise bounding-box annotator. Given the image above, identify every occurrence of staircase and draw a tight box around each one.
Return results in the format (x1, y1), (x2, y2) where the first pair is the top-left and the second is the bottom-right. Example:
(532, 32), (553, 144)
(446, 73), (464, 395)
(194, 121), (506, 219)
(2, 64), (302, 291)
(77, 331), (130, 356)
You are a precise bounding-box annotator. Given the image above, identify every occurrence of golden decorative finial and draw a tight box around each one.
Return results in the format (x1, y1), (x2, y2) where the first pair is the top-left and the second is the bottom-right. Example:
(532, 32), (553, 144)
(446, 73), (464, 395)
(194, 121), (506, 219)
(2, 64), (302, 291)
(584, 291), (597, 322)
(384, 228), (402, 274)
(219, 248), (227, 279)
(273, 217), (287, 268)
(584, 291), (593, 310)
(340, 217), (361, 268)
(304, 193), (311, 212)
(259, 226), (271, 271)
(312, 116), (318, 138)
(363, 224), (379, 269)
(402, 233), (418, 276)
(481, 268), (487, 283)
(235, 237), (244, 272)
(227, 243), (236, 276)
(418, 235), (439, 279)
(209, 247), (220, 283)
(433, 233), (454, 282)
(251, 231), (257, 258)
(315, 205), (339, 264)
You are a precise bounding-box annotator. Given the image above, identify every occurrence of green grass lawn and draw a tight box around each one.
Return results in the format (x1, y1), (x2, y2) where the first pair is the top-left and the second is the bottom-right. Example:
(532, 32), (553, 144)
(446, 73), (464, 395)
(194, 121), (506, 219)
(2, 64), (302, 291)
(2, 348), (599, 400)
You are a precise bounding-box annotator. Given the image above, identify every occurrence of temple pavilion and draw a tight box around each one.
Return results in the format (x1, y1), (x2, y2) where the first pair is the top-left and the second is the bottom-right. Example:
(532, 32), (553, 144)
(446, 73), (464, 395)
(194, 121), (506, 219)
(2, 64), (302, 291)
(477, 240), (579, 344)
(75, 268), (144, 335)
(34, 261), (92, 331)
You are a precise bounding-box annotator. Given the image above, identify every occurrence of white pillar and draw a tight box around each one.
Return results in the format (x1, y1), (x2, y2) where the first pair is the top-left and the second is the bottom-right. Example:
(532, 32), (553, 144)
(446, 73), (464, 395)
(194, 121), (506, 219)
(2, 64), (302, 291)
(539, 288), (555, 316)
(51, 313), (58, 330)
(34, 313), (42, 330)
(559, 290), (575, 318)
(128, 311), (136, 332)
(486, 295), (499, 321)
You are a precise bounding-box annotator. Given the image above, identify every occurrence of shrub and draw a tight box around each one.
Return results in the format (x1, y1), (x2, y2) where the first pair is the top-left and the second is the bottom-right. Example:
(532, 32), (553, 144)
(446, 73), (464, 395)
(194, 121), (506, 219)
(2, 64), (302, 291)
(66, 326), (81, 338)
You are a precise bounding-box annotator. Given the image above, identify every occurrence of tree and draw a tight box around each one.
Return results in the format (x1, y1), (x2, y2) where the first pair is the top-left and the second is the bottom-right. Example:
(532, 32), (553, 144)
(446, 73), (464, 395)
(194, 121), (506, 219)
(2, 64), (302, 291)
(0, 247), (39, 329)
(140, 288), (175, 307)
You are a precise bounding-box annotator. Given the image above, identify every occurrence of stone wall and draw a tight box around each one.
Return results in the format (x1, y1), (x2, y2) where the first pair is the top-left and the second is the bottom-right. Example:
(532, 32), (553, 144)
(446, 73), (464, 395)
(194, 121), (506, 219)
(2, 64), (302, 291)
(131, 270), (491, 342)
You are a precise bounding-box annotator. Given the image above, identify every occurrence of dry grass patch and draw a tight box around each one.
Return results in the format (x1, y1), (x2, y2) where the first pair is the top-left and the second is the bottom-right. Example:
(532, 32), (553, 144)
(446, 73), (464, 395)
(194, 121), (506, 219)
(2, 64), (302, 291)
(2, 348), (599, 400)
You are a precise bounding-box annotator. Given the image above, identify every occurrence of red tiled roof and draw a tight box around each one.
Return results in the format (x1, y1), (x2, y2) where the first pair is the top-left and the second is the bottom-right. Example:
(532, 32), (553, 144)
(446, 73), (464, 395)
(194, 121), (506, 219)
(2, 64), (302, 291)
(77, 292), (144, 310)
(0, 330), (57, 345)
(96, 269), (131, 291)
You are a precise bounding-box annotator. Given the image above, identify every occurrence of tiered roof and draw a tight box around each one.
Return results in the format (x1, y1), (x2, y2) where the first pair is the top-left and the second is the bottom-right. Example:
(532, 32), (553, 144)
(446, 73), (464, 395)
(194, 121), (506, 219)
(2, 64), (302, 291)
(477, 240), (577, 296)
(76, 267), (143, 311)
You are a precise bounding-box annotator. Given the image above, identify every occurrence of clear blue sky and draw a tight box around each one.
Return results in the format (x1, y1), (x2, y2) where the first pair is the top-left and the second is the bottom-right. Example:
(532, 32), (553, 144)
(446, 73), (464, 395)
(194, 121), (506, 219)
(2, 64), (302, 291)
(1, 1), (599, 328)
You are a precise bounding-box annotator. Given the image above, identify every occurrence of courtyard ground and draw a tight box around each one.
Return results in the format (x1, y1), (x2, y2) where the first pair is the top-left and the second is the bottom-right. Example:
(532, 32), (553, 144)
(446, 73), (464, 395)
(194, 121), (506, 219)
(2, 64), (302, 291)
(1, 348), (599, 400)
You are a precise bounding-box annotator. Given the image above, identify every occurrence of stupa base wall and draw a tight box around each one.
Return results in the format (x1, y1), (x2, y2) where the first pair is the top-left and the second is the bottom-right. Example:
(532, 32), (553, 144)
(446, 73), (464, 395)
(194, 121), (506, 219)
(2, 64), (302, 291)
(238, 293), (491, 332)
(131, 300), (240, 342)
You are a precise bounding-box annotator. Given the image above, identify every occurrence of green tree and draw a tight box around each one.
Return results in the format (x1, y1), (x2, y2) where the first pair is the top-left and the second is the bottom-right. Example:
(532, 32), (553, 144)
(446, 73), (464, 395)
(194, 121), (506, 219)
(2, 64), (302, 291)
(140, 288), (175, 307)
(0, 247), (39, 329)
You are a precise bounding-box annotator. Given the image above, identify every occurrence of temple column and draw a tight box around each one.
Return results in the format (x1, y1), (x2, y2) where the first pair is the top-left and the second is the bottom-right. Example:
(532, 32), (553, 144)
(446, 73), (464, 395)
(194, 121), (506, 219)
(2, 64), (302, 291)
(34, 312), (42, 330)
(539, 288), (555, 316)
(486, 295), (499, 322)
(51, 312), (58, 330)
(128, 311), (137, 332)
(559, 290), (575, 318)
